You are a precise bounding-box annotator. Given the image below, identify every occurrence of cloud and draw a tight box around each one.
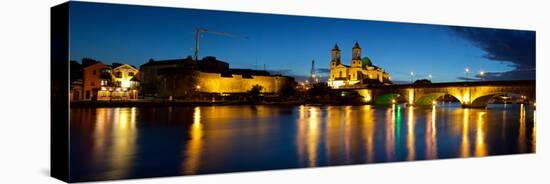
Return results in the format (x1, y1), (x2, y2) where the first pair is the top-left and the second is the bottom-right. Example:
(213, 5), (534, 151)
(316, 68), (330, 74)
(475, 68), (535, 81)
(450, 26), (535, 80)
(266, 69), (292, 75)
(456, 77), (481, 81)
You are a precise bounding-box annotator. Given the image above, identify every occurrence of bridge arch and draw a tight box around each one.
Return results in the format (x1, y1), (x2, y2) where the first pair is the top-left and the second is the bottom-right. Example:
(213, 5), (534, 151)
(414, 92), (462, 106)
(469, 92), (533, 108)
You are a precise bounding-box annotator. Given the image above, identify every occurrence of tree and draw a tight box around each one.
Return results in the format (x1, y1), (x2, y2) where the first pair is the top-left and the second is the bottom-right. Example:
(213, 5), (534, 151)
(307, 83), (330, 101)
(248, 84), (264, 102)
(414, 79), (432, 85)
(280, 83), (296, 97)
(81, 57), (100, 67)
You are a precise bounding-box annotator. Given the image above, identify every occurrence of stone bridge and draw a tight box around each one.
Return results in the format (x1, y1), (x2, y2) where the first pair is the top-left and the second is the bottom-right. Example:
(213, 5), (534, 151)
(339, 80), (535, 108)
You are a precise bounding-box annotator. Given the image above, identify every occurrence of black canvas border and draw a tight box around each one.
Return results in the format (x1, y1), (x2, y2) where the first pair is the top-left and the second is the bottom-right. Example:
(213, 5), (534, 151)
(51, 2), (70, 182)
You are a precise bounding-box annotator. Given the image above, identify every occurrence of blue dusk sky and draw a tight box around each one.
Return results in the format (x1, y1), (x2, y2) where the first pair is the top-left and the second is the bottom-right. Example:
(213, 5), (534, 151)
(69, 1), (535, 83)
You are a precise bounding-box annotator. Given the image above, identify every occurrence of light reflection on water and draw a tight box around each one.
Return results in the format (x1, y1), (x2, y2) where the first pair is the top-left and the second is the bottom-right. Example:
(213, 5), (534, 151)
(70, 103), (536, 182)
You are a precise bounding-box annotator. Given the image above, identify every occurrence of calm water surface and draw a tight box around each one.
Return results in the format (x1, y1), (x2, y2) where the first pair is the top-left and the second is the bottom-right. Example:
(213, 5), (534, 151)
(70, 103), (535, 181)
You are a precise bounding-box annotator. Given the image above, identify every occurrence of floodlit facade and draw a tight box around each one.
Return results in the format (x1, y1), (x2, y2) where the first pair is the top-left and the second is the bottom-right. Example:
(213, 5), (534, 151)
(82, 62), (140, 100)
(327, 42), (391, 88)
(82, 62), (111, 100)
(141, 56), (295, 99)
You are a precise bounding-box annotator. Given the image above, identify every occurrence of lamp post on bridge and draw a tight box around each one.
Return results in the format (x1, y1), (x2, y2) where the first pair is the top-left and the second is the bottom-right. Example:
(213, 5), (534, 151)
(480, 71), (485, 81)
(463, 68), (472, 107)
(409, 71), (416, 106)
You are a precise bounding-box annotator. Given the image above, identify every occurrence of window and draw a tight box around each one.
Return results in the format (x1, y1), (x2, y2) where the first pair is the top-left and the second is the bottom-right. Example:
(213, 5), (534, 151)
(339, 71), (343, 78)
(101, 68), (111, 74)
(91, 81), (95, 86)
(102, 91), (106, 97)
(129, 72), (134, 76)
(93, 70), (97, 75)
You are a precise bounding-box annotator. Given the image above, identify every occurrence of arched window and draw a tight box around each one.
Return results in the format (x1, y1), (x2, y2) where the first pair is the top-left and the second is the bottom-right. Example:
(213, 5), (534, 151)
(339, 71), (343, 78)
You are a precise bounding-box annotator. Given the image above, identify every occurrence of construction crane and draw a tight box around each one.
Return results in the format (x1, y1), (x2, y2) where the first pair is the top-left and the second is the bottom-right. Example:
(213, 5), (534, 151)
(194, 28), (247, 63)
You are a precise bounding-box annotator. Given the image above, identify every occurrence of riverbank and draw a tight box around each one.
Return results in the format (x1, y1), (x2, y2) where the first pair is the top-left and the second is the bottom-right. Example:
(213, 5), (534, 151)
(70, 100), (527, 108)
(70, 100), (311, 108)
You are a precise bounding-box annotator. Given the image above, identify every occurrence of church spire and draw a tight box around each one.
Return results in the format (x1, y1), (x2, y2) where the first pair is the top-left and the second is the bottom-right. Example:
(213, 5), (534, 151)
(332, 43), (340, 51)
(331, 43), (341, 67)
(352, 41), (362, 60)
(353, 41), (361, 49)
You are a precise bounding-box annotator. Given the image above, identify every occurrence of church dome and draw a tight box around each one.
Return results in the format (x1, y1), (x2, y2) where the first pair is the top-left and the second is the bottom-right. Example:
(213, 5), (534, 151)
(361, 57), (372, 67)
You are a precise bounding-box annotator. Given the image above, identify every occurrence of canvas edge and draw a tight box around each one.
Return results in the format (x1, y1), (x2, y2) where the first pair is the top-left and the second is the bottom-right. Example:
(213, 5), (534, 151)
(51, 1), (70, 183)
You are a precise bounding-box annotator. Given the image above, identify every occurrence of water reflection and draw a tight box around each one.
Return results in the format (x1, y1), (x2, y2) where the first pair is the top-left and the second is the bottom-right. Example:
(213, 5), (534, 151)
(86, 108), (137, 179)
(362, 106), (375, 162)
(385, 105), (396, 161)
(461, 108), (471, 157)
(475, 112), (487, 156)
(518, 104), (527, 152)
(425, 105), (438, 159)
(70, 103), (536, 182)
(297, 106), (321, 167)
(406, 106), (416, 160)
(183, 107), (203, 174)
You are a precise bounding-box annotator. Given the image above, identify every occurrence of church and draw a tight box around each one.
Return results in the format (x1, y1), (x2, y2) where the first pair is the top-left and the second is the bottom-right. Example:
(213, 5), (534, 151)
(327, 42), (391, 88)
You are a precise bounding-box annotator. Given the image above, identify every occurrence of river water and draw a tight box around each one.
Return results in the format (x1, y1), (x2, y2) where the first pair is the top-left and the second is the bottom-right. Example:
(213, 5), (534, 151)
(69, 103), (535, 181)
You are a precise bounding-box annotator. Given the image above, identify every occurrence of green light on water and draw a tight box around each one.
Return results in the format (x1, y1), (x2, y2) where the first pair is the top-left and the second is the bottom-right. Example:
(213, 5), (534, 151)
(395, 105), (402, 147)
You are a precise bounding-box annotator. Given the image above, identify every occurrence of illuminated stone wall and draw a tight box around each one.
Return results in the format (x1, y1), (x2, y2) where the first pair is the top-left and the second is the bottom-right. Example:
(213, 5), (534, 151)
(196, 71), (294, 94)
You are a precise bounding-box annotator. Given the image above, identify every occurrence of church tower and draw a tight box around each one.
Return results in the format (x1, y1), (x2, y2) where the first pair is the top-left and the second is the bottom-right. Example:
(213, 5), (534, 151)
(330, 44), (341, 68)
(351, 42), (362, 67)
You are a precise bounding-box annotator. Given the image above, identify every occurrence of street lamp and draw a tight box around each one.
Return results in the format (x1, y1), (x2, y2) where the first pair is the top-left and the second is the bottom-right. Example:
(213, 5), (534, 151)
(410, 72), (414, 84)
(479, 71), (485, 81)
(428, 74), (432, 81)
(196, 85), (201, 101)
